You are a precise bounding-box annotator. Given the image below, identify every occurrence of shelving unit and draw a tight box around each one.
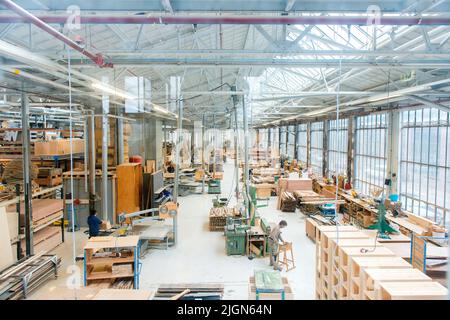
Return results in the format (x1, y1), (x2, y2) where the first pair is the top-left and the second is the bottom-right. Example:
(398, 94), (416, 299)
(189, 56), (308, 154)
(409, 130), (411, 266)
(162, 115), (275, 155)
(83, 236), (140, 289)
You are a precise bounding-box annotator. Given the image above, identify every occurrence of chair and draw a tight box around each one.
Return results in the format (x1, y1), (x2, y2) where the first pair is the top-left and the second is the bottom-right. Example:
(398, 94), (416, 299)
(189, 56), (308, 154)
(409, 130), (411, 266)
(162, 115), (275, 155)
(277, 242), (296, 272)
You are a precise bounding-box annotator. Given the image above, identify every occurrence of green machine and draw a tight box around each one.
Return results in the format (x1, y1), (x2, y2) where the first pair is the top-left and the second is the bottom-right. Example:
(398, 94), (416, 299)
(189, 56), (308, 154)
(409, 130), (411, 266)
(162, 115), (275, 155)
(208, 179), (221, 194)
(225, 217), (249, 255)
(367, 198), (398, 239)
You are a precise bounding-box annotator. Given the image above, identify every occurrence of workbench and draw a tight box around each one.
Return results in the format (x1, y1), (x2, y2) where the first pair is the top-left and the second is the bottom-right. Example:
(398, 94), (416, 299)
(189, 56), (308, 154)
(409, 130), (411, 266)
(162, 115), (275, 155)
(246, 226), (267, 257)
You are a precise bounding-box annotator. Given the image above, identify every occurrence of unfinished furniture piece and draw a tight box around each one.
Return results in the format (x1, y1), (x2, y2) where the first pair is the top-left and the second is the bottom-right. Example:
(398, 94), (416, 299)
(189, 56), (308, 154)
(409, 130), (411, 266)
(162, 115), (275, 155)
(83, 236), (140, 289)
(362, 268), (433, 300)
(246, 226), (267, 258)
(377, 281), (448, 300)
(277, 242), (296, 272)
(117, 163), (142, 217)
(349, 256), (412, 300)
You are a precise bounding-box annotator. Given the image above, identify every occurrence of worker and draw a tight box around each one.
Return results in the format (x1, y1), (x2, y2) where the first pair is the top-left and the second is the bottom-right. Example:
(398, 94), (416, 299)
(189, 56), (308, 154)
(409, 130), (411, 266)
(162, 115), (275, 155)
(87, 209), (103, 238)
(268, 220), (288, 271)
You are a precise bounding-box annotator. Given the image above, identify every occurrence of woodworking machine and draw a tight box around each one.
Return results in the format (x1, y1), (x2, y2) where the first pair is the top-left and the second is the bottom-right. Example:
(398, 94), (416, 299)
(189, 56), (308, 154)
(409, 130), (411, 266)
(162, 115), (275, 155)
(118, 202), (178, 226)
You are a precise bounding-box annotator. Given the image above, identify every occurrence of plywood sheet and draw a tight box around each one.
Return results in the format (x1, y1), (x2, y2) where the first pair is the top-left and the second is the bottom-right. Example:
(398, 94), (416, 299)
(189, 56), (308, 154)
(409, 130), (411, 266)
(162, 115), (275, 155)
(0, 207), (14, 270)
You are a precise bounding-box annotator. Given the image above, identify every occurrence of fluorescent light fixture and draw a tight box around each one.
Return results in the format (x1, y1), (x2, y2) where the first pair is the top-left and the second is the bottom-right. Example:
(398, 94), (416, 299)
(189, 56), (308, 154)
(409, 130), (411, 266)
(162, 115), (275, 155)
(91, 82), (136, 100)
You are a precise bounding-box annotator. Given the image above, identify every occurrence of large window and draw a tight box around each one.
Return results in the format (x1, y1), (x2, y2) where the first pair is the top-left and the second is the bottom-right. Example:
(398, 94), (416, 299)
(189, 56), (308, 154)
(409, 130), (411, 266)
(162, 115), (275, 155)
(297, 123), (308, 164)
(287, 125), (296, 160)
(279, 126), (287, 157)
(328, 119), (348, 177)
(399, 108), (450, 224)
(310, 121), (324, 176)
(354, 114), (388, 195)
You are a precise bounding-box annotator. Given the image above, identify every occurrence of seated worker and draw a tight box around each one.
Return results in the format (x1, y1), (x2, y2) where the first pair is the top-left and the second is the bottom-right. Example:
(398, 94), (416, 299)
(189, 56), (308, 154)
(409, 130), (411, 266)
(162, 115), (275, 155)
(268, 220), (288, 271)
(87, 209), (103, 238)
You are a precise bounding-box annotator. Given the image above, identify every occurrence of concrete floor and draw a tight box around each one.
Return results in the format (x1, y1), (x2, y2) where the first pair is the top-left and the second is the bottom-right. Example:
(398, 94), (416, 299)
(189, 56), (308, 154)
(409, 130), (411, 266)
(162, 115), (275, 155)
(31, 162), (316, 300)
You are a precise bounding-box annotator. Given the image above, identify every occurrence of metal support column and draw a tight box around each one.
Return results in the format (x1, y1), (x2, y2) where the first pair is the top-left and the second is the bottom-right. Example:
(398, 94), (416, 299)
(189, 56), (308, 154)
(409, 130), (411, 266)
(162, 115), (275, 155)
(386, 111), (400, 195)
(323, 120), (329, 178)
(347, 116), (355, 185)
(306, 122), (311, 168)
(101, 77), (109, 221)
(88, 114), (96, 213)
(201, 114), (205, 193)
(117, 107), (125, 165)
(21, 89), (33, 256)
(172, 77), (182, 246)
(233, 108), (239, 200)
(242, 95), (250, 218)
(294, 123), (298, 160)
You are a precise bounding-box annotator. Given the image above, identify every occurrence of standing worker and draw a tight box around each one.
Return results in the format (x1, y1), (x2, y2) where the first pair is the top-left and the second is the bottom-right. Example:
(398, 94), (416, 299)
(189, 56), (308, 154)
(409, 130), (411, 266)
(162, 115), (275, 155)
(268, 220), (288, 271)
(87, 209), (103, 238)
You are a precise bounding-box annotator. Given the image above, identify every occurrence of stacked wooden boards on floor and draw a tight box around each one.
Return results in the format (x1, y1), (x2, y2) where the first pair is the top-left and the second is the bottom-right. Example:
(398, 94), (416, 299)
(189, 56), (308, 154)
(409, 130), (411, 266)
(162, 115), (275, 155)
(277, 178), (312, 210)
(153, 283), (224, 300)
(314, 225), (448, 300)
(209, 207), (240, 231)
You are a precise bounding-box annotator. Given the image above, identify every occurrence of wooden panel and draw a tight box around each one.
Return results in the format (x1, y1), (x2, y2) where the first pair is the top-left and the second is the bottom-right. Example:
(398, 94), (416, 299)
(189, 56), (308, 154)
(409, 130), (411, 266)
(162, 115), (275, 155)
(0, 206), (14, 270)
(117, 163), (142, 215)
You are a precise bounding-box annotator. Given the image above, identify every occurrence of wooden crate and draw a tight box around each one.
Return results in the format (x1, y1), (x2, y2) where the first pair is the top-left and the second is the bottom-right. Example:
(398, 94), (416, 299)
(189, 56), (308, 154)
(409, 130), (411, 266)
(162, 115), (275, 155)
(362, 268), (433, 300)
(377, 281), (447, 300)
(349, 256), (412, 300)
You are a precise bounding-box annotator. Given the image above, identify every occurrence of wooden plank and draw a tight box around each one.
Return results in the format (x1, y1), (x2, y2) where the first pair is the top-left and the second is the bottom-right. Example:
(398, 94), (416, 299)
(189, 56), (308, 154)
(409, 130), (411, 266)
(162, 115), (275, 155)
(93, 289), (153, 300)
(117, 163), (142, 216)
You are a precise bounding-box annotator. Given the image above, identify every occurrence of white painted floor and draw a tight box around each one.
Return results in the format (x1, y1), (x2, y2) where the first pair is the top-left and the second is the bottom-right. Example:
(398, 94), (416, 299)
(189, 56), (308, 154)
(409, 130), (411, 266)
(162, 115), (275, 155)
(31, 162), (316, 300)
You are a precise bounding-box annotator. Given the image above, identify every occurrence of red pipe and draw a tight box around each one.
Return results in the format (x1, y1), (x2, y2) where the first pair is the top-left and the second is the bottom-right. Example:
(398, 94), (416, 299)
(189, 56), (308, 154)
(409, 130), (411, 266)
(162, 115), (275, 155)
(0, 14), (449, 26)
(0, 0), (112, 68)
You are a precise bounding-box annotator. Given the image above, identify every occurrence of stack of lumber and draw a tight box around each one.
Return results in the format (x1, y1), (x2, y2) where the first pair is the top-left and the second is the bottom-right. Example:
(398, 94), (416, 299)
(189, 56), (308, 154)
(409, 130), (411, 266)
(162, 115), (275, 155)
(154, 283), (224, 300)
(279, 191), (296, 212)
(35, 167), (62, 187)
(209, 207), (240, 231)
(8, 199), (64, 256)
(0, 253), (61, 300)
(1, 159), (38, 184)
(34, 139), (84, 156)
(314, 225), (448, 300)
(293, 190), (340, 215)
(251, 175), (275, 184)
(95, 118), (131, 167)
(276, 178), (312, 210)
(386, 211), (444, 237)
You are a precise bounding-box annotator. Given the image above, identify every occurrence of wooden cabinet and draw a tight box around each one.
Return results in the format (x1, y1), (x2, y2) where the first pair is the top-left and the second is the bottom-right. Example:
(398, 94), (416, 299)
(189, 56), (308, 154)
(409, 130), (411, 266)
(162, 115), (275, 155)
(117, 163), (142, 216)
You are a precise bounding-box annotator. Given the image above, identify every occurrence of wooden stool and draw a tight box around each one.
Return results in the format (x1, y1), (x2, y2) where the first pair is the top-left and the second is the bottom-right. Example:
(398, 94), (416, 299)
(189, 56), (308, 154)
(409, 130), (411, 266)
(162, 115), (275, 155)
(277, 242), (296, 272)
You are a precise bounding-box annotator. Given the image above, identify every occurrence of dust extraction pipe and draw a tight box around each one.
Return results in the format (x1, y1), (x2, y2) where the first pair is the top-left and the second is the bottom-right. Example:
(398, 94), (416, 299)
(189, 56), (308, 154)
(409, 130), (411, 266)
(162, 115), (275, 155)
(0, 14), (449, 26)
(0, 0), (112, 68)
